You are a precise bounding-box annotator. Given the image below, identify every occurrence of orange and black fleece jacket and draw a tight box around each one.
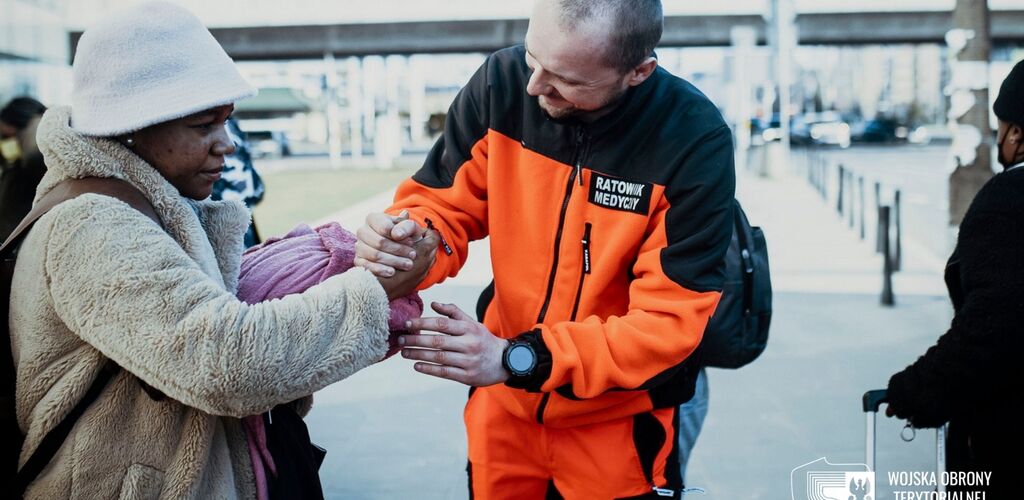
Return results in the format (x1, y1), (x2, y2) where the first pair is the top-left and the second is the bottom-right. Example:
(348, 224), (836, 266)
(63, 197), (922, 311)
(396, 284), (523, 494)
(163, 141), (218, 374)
(389, 46), (735, 428)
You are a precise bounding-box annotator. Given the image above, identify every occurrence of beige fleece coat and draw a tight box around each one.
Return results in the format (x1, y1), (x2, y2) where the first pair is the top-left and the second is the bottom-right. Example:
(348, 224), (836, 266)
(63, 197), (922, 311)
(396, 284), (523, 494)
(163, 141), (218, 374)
(10, 107), (390, 499)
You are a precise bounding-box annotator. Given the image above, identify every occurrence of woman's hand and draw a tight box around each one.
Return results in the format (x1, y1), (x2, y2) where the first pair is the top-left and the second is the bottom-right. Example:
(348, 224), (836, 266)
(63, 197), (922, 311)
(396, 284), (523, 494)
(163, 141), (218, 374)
(376, 229), (439, 301)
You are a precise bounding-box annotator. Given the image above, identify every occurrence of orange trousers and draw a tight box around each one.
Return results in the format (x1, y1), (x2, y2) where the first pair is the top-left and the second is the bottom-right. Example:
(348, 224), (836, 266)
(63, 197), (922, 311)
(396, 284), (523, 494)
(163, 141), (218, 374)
(465, 387), (682, 500)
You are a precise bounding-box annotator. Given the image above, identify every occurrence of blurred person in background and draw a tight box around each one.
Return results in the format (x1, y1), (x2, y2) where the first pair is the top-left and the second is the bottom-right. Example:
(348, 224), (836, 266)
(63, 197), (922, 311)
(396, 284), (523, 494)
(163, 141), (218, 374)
(213, 117), (266, 248)
(0, 97), (48, 243)
(8, 3), (427, 498)
(356, 0), (734, 497)
(885, 58), (1024, 498)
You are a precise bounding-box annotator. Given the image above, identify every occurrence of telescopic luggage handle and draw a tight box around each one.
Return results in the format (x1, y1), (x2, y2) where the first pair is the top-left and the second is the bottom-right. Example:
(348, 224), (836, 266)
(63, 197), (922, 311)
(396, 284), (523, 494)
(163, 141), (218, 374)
(862, 389), (888, 413)
(861, 389), (947, 494)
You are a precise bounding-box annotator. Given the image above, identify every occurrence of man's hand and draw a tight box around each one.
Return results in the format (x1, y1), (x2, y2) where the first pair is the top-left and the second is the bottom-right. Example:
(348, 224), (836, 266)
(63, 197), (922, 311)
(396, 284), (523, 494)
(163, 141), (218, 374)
(375, 231), (439, 301)
(400, 302), (510, 387)
(355, 210), (430, 278)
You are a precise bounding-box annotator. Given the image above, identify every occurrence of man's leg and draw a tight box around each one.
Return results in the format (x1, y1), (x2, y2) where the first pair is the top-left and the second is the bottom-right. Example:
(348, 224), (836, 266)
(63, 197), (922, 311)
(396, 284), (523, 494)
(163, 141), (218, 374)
(548, 407), (682, 500)
(676, 368), (709, 485)
(465, 387), (550, 500)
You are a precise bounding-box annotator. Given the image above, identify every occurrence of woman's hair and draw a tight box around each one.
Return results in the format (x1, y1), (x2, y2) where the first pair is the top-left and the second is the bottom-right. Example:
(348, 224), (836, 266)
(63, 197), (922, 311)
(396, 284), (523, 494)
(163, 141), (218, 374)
(0, 97), (47, 130)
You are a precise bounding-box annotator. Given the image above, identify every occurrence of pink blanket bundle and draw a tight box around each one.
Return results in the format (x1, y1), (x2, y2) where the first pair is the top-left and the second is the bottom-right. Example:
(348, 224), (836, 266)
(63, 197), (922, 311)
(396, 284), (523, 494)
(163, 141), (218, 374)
(236, 222), (423, 499)
(237, 222), (423, 334)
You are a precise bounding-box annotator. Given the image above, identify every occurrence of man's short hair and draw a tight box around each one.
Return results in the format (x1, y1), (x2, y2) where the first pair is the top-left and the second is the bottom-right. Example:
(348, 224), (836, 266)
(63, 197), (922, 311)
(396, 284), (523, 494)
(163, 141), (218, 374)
(557, 0), (663, 73)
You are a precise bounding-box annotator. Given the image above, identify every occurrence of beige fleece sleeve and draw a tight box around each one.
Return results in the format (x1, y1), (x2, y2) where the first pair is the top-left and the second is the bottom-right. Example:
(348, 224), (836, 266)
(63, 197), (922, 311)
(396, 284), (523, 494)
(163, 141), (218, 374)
(41, 196), (390, 417)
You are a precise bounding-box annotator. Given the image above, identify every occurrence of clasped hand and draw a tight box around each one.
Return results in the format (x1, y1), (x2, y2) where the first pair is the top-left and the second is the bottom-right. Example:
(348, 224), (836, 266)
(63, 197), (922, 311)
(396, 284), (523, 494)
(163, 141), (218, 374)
(355, 212), (509, 386)
(356, 210), (438, 301)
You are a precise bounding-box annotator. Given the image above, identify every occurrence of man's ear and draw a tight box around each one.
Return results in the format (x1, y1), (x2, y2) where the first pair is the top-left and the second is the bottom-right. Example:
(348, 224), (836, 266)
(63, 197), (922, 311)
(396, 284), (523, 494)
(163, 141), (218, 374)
(626, 57), (658, 87)
(1010, 123), (1024, 144)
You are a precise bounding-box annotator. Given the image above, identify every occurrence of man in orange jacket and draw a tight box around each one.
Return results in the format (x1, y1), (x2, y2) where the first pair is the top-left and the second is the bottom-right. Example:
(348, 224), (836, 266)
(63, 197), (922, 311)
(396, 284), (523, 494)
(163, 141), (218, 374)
(355, 1), (735, 498)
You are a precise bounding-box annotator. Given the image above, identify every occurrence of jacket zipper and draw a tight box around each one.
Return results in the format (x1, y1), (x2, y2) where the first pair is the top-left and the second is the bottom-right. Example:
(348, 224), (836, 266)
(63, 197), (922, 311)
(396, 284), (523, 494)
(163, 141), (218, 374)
(535, 128), (586, 424)
(569, 222), (592, 322)
(536, 128), (585, 324)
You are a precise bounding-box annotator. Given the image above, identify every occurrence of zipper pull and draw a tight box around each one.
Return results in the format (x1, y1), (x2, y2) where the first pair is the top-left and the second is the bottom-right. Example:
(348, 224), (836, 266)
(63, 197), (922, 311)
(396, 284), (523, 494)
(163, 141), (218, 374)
(425, 218), (453, 256)
(582, 223), (592, 274)
(575, 129), (586, 186)
(741, 248), (754, 274)
(652, 486), (675, 497)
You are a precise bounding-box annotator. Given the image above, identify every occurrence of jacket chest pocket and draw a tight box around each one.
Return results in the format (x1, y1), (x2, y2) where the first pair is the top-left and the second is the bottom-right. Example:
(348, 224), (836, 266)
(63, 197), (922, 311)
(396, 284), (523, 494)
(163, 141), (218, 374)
(569, 222), (593, 322)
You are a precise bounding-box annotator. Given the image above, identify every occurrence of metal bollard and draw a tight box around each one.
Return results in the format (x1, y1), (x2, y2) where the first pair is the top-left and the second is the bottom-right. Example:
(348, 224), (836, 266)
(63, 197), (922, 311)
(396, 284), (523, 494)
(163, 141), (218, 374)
(820, 161), (827, 199)
(819, 158), (827, 199)
(893, 189), (902, 272)
(847, 171), (855, 229)
(811, 156), (818, 191)
(880, 206), (895, 307)
(859, 176), (866, 240)
(875, 182), (883, 253)
(837, 164), (845, 215)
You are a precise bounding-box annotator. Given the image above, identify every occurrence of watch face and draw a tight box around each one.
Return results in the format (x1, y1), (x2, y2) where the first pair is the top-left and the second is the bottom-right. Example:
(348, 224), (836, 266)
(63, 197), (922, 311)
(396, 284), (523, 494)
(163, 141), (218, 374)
(507, 344), (536, 374)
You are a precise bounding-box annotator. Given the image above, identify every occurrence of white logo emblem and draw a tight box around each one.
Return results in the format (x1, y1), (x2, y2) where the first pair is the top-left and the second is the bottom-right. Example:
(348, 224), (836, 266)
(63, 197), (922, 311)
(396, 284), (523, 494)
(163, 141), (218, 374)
(791, 457), (875, 500)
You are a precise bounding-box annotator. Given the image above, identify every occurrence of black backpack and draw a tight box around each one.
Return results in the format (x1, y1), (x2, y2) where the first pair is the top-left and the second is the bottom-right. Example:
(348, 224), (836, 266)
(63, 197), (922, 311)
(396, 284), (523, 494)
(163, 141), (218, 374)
(1, 178), (160, 497)
(696, 199), (772, 369)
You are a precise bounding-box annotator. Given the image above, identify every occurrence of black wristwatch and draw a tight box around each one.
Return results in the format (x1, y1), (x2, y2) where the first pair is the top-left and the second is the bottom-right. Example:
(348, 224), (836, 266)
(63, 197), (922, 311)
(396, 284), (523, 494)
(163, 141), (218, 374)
(502, 339), (537, 378)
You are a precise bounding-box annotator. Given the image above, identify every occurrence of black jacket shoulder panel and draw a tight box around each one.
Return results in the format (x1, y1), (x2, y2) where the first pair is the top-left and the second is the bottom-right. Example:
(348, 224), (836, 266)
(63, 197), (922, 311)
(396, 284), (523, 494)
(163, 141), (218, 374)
(411, 52), (496, 189)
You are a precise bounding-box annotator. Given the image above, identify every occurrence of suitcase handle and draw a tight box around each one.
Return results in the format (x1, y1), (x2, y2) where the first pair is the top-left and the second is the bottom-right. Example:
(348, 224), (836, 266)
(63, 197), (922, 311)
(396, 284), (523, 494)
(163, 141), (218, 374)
(861, 388), (947, 493)
(862, 389), (887, 413)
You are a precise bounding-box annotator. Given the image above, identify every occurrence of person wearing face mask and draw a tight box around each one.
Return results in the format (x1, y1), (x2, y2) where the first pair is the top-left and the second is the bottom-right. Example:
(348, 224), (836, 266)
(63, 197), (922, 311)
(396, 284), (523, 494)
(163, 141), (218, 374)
(6, 3), (430, 498)
(0, 96), (48, 243)
(884, 59), (1024, 497)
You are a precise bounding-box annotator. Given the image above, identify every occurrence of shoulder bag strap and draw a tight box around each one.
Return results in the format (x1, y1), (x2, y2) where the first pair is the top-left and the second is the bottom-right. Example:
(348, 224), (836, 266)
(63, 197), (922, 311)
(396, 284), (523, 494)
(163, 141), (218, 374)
(2, 177), (162, 254)
(10, 178), (162, 496)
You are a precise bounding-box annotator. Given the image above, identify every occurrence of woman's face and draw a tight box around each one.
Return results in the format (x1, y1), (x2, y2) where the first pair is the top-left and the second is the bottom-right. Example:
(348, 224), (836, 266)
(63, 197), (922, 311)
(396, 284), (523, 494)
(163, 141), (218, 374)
(130, 105), (236, 200)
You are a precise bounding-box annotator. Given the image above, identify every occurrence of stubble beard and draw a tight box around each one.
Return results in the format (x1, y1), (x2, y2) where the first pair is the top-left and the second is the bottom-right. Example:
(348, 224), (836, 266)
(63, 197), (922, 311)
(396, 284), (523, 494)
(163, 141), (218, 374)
(538, 87), (627, 123)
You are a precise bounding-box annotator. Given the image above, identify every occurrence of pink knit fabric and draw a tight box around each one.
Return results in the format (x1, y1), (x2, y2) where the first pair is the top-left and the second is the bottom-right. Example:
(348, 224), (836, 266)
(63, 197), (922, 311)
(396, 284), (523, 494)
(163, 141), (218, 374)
(235, 222), (423, 499)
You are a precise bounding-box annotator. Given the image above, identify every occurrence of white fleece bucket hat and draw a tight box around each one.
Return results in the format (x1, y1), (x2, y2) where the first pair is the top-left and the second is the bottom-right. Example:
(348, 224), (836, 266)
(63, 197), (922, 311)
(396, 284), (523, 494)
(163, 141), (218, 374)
(71, 1), (257, 136)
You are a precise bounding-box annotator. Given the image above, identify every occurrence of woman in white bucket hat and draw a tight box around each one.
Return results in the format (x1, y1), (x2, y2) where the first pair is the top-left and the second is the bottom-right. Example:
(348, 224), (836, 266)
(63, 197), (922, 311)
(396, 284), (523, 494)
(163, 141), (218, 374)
(6, 3), (424, 498)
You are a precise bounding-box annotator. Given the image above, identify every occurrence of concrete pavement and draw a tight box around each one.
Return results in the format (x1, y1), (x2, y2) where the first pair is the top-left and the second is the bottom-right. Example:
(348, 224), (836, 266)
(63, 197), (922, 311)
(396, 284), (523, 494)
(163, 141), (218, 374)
(304, 159), (955, 499)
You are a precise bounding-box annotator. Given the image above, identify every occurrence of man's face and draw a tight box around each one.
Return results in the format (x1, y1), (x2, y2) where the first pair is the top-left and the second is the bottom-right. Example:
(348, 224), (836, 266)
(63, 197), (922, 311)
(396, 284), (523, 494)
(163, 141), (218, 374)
(996, 119), (1024, 167)
(523, 1), (631, 121)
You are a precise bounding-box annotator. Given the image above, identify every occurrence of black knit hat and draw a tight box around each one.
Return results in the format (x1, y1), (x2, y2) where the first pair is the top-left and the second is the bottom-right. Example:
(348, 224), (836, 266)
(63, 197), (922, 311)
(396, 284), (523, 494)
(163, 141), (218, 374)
(0, 96), (47, 130)
(994, 59), (1024, 127)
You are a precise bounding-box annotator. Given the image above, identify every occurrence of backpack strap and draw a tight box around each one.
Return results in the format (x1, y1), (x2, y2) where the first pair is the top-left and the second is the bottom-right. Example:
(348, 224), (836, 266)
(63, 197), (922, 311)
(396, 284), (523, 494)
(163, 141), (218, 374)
(1, 177), (161, 254)
(732, 200), (756, 315)
(5, 178), (162, 496)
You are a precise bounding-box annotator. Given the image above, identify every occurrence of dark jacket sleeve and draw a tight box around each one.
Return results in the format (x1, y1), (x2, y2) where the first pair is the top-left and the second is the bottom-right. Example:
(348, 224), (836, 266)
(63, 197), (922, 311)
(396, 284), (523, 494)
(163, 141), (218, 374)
(886, 173), (1024, 427)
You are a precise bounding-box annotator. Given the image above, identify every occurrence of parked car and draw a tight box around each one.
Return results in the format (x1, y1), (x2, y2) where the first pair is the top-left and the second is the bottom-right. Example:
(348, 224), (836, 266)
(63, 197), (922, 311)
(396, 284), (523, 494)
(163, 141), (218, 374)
(756, 114), (809, 144)
(804, 111), (851, 148)
(850, 118), (908, 144)
(754, 112), (850, 148)
(908, 123), (954, 145)
(245, 130), (291, 158)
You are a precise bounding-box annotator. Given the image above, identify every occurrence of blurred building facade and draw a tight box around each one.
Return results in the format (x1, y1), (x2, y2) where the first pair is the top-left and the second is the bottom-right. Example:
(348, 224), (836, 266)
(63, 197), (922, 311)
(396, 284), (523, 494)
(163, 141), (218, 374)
(3, 1), (1024, 164)
(0, 0), (71, 105)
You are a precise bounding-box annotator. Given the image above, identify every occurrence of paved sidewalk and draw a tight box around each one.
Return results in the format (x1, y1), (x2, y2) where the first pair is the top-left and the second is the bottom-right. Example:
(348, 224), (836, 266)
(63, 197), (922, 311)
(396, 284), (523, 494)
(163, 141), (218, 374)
(304, 166), (954, 499)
